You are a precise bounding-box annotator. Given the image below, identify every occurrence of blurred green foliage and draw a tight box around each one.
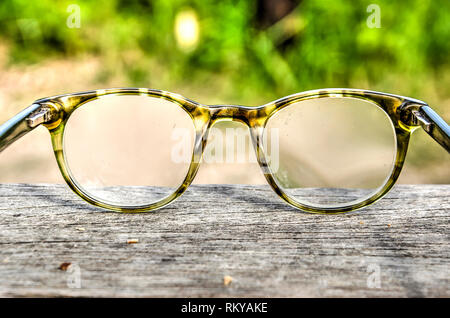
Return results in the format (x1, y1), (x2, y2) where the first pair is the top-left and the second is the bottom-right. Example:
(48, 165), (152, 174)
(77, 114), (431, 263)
(0, 0), (449, 101)
(0, 0), (448, 182)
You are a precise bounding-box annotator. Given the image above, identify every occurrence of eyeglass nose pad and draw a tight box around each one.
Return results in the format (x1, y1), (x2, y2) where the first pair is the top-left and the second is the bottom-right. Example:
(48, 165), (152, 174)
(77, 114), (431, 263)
(195, 104), (274, 179)
(248, 125), (273, 176)
(192, 117), (270, 186)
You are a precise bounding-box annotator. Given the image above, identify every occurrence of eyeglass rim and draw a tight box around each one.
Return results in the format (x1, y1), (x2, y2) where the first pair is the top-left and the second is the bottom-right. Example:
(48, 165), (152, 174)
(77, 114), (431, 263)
(33, 88), (427, 213)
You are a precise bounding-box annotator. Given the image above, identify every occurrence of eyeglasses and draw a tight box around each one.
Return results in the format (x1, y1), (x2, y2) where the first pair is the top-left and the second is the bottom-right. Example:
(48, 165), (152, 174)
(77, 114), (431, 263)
(0, 88), (448, 214)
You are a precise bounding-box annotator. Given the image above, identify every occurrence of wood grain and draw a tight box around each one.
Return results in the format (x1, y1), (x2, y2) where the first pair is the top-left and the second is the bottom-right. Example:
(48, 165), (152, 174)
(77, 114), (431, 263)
(0, 183), (448, 297)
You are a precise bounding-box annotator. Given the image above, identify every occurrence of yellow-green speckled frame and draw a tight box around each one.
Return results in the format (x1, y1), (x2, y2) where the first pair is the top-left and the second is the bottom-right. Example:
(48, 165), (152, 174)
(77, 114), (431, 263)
(0, 88), (449, 214)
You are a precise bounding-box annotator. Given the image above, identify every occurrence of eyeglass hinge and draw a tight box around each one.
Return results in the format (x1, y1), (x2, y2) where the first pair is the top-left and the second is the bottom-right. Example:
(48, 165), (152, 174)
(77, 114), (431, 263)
(412, 110), (432, 131)
(26, 104), (56, 128)
(398, 102), (424, 128)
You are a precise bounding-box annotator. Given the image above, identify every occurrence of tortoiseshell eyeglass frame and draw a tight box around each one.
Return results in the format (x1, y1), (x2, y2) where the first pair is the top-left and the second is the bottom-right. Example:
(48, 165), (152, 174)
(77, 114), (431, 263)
(0, 88), (448, 214)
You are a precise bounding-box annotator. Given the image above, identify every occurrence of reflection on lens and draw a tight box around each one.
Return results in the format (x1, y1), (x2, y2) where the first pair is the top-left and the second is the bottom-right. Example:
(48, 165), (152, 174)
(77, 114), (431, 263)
(263, 97), (397, 207)
(63, 95), (195, 206)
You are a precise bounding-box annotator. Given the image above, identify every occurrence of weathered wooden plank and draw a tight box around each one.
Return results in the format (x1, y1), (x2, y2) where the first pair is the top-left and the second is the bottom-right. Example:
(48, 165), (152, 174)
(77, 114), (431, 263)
(0, 183), (448, 297)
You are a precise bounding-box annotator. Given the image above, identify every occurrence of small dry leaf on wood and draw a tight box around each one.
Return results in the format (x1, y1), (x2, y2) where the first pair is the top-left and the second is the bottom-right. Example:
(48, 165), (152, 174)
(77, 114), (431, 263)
(223, 275), (233, 286)
(58, 262), (72, 271)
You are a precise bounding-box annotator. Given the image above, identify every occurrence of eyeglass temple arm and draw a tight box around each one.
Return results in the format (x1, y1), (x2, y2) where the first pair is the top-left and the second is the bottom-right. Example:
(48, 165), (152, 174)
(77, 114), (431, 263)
(0, 104), (52, 153)
(413, 106), (450, 153)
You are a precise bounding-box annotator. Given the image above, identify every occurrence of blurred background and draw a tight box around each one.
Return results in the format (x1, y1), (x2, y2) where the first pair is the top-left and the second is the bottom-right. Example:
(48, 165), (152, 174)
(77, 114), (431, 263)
(0, 0), (448, 185)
